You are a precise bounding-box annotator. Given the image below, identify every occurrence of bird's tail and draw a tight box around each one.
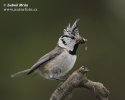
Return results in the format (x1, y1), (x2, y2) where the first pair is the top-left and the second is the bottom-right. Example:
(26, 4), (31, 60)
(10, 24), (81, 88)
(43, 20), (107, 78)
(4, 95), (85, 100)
(11, 69), (31, 78)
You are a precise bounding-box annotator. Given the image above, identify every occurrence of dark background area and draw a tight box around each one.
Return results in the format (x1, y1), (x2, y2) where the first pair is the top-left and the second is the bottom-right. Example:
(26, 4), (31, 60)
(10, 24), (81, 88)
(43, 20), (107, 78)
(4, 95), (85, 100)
(0, 0), (125, 100)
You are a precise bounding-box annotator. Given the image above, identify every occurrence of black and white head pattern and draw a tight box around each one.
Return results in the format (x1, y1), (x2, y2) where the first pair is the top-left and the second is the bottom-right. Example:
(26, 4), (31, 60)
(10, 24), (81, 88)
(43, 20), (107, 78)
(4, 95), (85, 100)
(58, 19), (82, 54)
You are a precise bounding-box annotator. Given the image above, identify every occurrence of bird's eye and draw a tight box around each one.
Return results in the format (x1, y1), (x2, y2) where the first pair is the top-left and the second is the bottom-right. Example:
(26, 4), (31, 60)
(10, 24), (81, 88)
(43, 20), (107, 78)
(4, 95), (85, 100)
(62, 35), (75, 40)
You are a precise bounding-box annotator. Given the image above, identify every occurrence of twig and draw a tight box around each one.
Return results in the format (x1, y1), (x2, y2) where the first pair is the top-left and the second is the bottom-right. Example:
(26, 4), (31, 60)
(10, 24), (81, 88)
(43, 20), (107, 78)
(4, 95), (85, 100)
(50, 66), (110, 100)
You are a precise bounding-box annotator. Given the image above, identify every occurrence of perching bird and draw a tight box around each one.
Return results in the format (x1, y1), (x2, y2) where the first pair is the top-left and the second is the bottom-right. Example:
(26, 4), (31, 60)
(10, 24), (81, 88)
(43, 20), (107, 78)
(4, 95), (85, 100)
(11, 19), (87, 80)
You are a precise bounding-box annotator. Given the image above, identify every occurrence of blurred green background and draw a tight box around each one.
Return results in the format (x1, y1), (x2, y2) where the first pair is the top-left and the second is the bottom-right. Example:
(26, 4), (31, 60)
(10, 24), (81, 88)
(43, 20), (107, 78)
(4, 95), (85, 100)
(0, 0), (125, 100)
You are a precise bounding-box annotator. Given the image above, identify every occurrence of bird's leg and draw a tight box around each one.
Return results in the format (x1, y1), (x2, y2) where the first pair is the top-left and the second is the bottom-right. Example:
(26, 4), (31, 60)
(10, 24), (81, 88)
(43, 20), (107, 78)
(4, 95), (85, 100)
(51, 77), (65, 81)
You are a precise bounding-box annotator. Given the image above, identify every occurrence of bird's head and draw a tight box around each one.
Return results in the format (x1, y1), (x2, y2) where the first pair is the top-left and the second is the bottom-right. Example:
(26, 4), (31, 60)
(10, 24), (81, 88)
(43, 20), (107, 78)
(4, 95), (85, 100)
(58, 19), (87, 54)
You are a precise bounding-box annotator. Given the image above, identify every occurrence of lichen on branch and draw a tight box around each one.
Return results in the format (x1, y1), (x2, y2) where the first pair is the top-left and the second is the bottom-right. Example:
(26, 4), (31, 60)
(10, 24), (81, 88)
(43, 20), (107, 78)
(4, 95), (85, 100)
(50, 67), (110, 100)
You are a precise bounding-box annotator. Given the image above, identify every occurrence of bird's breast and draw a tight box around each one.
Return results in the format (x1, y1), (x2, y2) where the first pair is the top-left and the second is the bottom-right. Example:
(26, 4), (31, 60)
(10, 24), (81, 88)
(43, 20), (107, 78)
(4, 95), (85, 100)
(43, 49), (77, 79)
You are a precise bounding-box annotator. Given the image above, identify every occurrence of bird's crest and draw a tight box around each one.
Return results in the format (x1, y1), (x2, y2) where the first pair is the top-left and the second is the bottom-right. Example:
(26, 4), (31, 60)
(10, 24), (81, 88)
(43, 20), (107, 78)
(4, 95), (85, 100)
(64, 19), (80, 36)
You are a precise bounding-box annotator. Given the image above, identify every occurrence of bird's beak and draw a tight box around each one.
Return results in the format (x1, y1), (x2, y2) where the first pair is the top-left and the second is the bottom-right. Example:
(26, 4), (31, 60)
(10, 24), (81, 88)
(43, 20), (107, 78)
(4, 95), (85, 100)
(80, 37), (87, 44)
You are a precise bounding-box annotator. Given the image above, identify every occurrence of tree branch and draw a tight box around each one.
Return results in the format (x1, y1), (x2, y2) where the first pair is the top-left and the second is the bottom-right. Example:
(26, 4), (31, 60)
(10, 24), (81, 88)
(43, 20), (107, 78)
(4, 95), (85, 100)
(50, 66), (110, 100)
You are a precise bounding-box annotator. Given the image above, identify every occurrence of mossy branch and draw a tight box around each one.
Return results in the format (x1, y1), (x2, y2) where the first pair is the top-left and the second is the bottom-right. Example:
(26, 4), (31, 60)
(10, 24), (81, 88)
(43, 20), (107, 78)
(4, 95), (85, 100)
(50, 67), (110, 100)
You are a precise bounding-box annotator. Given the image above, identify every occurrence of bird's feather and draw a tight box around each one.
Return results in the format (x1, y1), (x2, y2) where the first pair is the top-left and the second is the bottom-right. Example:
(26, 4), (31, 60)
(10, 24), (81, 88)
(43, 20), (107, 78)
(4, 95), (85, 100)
(27, 46), (64, 74)
(11, 46), (64, 78)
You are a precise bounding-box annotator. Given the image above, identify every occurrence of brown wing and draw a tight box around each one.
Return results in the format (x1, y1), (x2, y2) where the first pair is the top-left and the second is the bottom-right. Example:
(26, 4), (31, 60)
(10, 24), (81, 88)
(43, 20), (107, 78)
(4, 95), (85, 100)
(27, 46), (64, 74)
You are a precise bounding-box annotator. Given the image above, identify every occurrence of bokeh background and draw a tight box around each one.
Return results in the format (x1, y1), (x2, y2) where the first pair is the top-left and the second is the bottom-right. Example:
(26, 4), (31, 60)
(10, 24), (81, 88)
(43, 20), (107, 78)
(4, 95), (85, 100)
(0, 0), (125, 100)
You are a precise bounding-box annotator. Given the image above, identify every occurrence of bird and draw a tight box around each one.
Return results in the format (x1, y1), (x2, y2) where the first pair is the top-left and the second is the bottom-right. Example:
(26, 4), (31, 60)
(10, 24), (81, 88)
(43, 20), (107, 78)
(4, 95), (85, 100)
(11, 19), (87, 80)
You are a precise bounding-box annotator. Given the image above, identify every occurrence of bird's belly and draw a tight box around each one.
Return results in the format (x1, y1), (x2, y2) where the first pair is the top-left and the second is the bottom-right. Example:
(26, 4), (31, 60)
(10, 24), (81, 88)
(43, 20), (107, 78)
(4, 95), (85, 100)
(40, 51), (77, 79)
